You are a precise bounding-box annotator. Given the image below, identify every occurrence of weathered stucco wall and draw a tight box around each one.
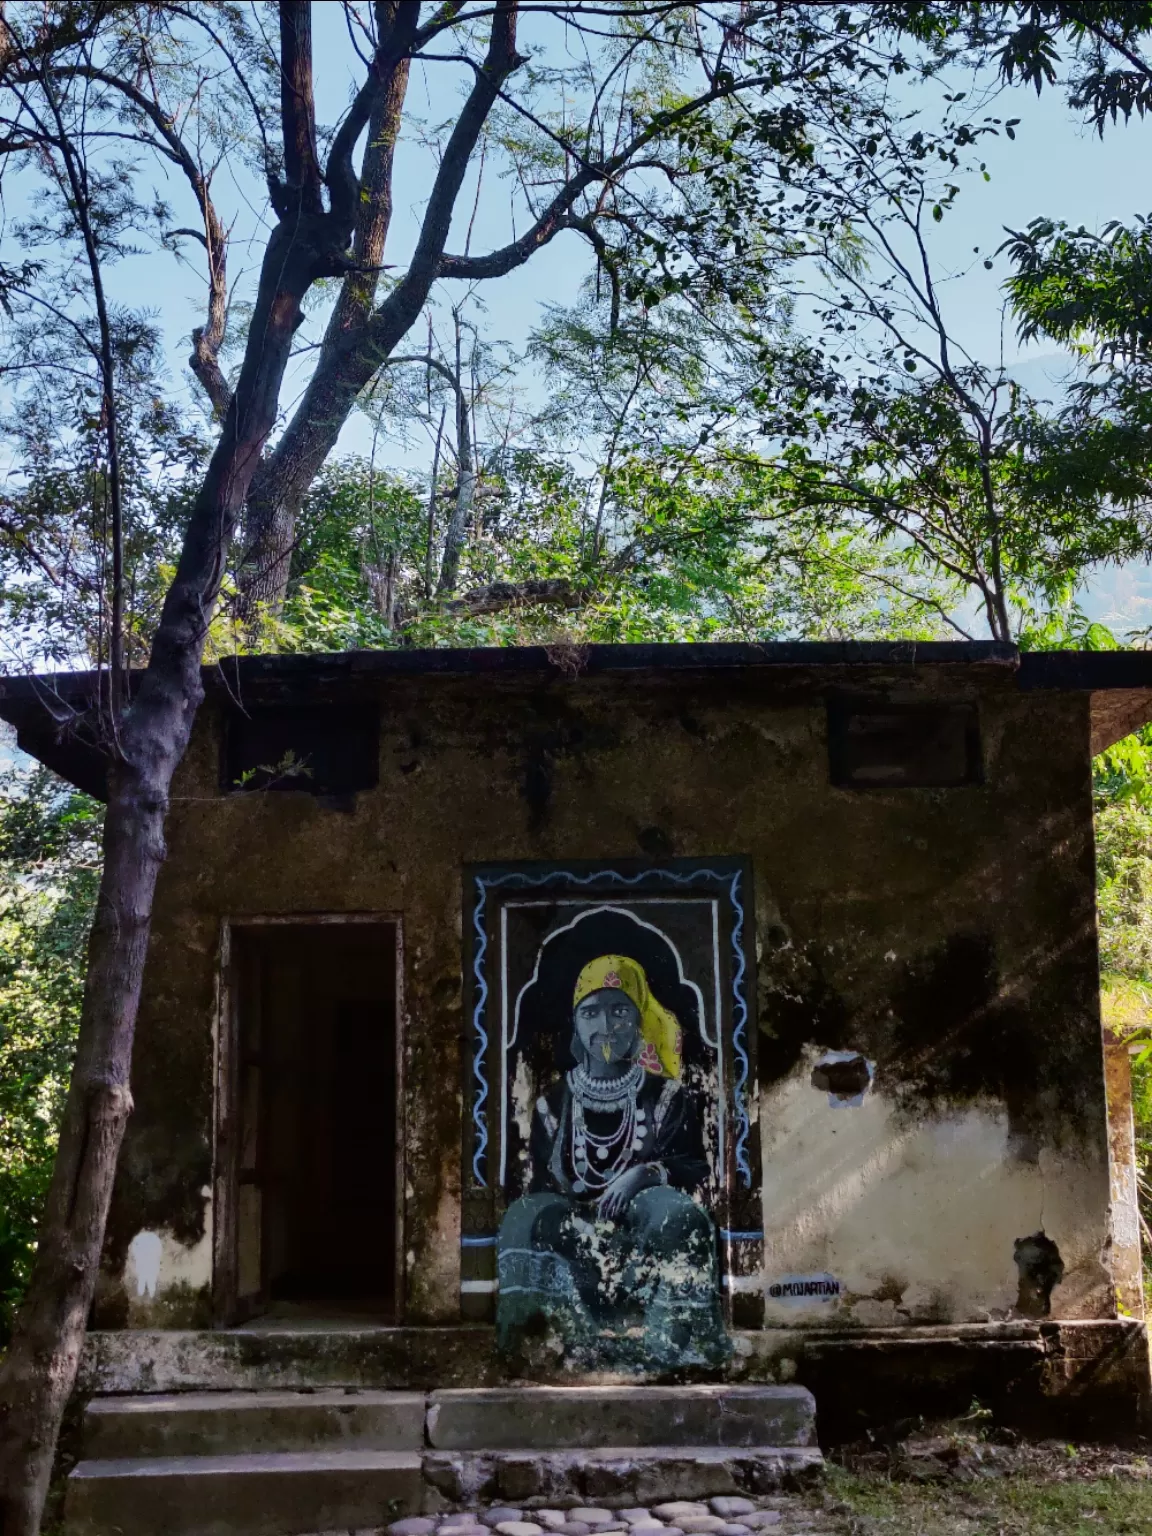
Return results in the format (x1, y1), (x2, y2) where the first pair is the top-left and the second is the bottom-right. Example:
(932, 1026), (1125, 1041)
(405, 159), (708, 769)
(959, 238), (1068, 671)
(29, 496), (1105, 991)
(93, 659), (1117, 1341)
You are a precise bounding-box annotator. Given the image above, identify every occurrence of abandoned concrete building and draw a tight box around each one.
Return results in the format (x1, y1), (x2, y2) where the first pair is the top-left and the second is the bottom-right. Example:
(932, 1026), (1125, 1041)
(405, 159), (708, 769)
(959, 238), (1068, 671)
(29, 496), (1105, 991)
(4, 638), (1152, 1533)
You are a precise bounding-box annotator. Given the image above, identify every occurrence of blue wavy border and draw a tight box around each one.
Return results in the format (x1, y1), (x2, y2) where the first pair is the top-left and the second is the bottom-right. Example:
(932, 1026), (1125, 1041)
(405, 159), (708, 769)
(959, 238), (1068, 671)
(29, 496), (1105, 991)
(469, 864), (753, 1188)
(728, 867), (752, 1185)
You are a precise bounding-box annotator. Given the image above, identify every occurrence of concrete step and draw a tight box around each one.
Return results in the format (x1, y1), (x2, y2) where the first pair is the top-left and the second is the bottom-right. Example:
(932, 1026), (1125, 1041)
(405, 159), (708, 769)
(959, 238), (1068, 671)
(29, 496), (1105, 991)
(424, 1444), (825, 1505)
(82, 1388), (424, 1458)
(426, 1386), (817, 1451)
(64, 1449), (423, 1536)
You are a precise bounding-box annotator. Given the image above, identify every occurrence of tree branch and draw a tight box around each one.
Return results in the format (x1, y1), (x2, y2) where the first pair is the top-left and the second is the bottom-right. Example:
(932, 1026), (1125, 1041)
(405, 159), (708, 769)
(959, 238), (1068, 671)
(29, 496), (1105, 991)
(400, 0), (522, 295)
(442, 576), (583, 615)
(435, 62), (783, 282)
(55, 63), (232, 418)
(277, 1), (324, 218)
(239, 0), (524, 617)
(325, 1), (421, 230)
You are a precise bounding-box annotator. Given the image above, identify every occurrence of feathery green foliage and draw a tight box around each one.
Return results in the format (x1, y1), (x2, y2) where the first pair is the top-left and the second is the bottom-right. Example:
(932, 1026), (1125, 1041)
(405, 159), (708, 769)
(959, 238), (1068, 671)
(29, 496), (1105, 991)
(0, 764), (101, 1345)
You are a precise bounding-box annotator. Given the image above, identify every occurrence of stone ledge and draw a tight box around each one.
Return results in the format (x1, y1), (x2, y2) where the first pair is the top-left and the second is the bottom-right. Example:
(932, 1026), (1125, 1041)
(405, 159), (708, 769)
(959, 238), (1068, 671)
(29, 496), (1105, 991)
(420, 1447), (825, 1507)
(426, 1387), (816, 1452)
(75, 1320), (1150, 1442)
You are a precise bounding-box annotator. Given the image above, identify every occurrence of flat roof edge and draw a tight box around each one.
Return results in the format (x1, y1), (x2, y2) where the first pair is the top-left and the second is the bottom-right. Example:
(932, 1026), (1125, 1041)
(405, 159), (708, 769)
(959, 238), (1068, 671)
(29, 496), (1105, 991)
(1019, 652), (1152, 690)
(0, 641), (1023, 710)
(224, 639), (1021, 681)
(12, 644), (1152, 711)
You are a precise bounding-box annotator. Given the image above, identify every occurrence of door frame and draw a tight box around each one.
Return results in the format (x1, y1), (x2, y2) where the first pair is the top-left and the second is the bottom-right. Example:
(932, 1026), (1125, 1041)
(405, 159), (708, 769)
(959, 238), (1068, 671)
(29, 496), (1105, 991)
(212, 912), (406, 1327)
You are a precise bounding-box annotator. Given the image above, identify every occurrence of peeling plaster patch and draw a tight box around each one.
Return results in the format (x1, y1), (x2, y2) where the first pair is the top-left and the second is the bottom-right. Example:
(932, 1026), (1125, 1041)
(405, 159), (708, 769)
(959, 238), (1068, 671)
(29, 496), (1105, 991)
(125, 1213), (212, 1302)
(1014, 1231), (1065, 1317)
(760, 1060), (1108, 1322)
(811, 1050), (874, 1107)
(424, 1191), (462, 1316)
(511, 1052), (534, 1168)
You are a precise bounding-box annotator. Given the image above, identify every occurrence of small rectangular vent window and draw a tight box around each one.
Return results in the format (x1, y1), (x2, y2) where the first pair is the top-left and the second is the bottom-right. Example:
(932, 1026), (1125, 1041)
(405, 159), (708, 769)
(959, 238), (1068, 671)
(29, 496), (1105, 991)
(223, 705), (379, 796)
(828, 701), (981, 788)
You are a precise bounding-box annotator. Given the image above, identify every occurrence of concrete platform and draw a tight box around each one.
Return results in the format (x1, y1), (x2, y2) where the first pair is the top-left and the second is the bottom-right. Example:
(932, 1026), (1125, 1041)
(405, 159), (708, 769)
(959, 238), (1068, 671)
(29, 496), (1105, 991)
(74, 1319), (1151, 1440)
(64, 1449), (424, 1536)
(83, 1388), (425, 1458)
(427, 1386), (816, 1451)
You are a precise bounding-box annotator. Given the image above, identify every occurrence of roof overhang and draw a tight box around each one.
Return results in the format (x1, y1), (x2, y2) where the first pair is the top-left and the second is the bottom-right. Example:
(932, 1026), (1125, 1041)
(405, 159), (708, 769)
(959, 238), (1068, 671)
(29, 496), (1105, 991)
(3, 641), (1150, 802)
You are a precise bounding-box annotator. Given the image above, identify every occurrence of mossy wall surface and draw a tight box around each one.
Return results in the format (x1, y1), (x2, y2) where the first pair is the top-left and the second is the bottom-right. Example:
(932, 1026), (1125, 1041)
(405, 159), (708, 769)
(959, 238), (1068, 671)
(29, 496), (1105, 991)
(92, 660), (1115, 1334)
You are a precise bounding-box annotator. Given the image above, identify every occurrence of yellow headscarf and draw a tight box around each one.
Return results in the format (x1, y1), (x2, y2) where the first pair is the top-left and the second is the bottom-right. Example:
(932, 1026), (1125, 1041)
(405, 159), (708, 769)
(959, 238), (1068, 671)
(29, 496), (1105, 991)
(573, 953), (683, 1079)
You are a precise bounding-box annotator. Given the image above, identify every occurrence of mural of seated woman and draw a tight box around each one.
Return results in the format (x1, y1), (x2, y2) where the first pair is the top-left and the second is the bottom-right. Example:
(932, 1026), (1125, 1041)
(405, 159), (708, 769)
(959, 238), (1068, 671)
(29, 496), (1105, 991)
(497, 952), (729, 1369)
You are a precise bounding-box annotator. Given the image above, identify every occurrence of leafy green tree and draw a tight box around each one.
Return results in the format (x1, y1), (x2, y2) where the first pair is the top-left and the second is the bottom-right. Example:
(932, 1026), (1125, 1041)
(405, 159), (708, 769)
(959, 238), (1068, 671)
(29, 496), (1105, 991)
(271, 443), (954, 652)
(764, 358), (1152, 641)
(887, 7), (1152, 582)
(0, 763), (101, 1345)
(1093, 725), (1152, 1294)
(676, 57), (1152, 640)
(0, 382), (205, 673)
(1002, 214), (1152, 520)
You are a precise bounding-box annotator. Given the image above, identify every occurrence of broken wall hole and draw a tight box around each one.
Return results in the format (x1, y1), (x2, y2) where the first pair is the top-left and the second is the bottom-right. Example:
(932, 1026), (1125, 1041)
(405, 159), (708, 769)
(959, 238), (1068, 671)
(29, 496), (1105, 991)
(811, 1050), (875, 1106)
(1013, 1231), (1065, 1317)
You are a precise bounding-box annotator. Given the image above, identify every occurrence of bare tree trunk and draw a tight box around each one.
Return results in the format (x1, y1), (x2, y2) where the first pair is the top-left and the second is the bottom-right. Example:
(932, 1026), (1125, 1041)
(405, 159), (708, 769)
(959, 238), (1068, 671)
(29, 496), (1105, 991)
(0, 9), (350, 1525)
(424, 403), (446, 598)
(238, 2), (522, 615)
(437, 311), (476, 596)
(379, 547), (399, 627)
(234, 490), (298, 625)
(236, 1), (420, 627)
(40, 71), (126, 720)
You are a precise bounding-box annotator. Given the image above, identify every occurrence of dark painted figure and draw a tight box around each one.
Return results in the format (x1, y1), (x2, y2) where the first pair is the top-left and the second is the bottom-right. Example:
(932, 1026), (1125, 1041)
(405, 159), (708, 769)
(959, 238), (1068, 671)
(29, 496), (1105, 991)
(497, 953), (728, 1367)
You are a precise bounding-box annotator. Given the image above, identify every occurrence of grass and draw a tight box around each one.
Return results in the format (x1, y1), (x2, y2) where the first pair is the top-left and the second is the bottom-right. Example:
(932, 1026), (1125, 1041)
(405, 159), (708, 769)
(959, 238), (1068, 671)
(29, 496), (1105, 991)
(816, 1464), (1152, 1534)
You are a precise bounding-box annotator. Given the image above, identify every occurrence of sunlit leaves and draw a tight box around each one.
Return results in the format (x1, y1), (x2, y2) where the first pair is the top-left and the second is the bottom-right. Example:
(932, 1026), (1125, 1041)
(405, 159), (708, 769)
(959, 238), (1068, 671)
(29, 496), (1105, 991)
(0, 765), (101, 1344)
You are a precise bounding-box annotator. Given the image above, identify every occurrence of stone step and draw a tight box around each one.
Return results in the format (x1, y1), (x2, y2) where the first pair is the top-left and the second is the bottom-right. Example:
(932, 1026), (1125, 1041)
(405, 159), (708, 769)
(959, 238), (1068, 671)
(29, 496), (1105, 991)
(78, 1325), (502, 1395)
(82, 1388), (425, 1459)
(426, 1386), (817, 1452)
(423, 1444), (825, 1505)
(64, 1449), (423, 1536)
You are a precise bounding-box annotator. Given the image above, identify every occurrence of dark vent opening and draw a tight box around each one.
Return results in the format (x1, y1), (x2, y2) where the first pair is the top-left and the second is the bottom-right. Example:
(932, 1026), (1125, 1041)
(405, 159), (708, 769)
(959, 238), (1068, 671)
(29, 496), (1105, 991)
(828, 701), (981, 789)
(223, 705), (379, 795)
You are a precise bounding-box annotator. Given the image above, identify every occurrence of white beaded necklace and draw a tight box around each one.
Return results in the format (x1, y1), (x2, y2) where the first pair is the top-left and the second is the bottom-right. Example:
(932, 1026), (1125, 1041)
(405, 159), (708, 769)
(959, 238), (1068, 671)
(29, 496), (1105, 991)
(567, 1062), (648, 1194)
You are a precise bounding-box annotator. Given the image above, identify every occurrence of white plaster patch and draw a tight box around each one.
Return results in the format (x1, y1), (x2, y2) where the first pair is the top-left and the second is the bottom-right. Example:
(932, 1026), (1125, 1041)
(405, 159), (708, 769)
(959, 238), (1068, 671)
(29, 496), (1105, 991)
(127, 1231), (162, 1298)
(125, 1206), (212, 1303)
(758, 1049), (1111, 1323)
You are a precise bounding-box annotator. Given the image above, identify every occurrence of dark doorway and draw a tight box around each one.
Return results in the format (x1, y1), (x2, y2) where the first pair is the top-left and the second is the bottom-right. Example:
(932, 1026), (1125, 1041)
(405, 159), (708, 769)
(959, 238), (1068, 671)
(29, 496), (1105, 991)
(230, 923), (399, 1318)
